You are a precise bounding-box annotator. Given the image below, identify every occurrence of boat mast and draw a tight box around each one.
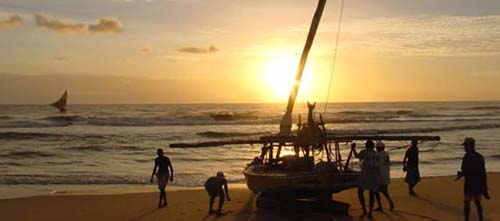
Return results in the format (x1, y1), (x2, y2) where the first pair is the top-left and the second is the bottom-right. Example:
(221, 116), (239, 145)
(279, 0), (327, 135)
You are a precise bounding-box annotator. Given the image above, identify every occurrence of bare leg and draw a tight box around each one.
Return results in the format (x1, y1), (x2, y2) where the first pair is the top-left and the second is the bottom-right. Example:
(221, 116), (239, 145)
(209, 196), (215, 214)
(375, 192), (383, 211)
(382, 191), (395, 210)
(474, 200), (483, 221)
(358, 187), (367, 217)
(158, 190), (164, 208)
(368, 191), (375, 218)
(409, 184), (416, 196)
(217, 195), (225, 214)
(464, 201), (470, 221)
(161, 189), (167, 207)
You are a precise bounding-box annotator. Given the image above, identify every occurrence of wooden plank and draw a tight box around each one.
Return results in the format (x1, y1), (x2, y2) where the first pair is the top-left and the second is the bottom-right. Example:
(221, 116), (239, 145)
(169, 135), (440, 148)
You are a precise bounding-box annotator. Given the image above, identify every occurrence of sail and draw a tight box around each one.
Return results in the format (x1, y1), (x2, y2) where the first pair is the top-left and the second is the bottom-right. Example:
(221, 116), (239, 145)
(51, 90), (68, 112)
(279, 0), (327, 135)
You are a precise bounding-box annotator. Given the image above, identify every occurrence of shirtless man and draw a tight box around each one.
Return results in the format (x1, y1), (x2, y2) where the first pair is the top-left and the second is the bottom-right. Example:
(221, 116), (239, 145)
(150, 148), (174, 208)
(205, 172), (231, 215)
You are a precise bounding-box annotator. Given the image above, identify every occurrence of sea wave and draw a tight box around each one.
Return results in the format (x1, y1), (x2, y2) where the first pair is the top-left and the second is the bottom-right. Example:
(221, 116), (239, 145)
(329, 123), (500, 135)
(0, 151), (56, 159)
(0, 174), (242, 186)
(465, 105), (500, 110)
(0, 106), (498, 128)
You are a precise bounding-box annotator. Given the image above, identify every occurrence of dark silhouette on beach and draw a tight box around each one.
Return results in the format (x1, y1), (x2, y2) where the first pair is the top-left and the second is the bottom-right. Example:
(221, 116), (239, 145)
(375, 141), (395, 211)
(352, 140), (379, 218)
(456, 137), (490, 221)
(205, 171), (231, 215)
(403, 140), (420, 196)
(150, 148), (174, 208)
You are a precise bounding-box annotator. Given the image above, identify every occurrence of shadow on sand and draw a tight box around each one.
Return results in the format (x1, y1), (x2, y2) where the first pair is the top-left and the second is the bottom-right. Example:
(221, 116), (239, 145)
(129, 208), (160, 221)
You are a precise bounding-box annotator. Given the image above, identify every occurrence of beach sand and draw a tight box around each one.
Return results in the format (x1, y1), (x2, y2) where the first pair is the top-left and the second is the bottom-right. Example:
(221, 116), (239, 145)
(1, 174), (498, 221)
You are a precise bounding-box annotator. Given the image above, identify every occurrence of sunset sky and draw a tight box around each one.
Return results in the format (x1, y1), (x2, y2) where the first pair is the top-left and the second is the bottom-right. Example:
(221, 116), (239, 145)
(0, 0), (499, 104)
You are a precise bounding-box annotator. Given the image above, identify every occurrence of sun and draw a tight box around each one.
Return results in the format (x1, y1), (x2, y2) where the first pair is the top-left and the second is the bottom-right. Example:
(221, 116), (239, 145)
(261, 56), (314, 101)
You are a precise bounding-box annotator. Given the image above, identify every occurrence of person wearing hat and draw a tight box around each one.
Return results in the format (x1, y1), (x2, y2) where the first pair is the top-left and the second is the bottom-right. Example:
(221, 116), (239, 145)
(205, 171), (231, 215)
(374, 141), (395, 211)
(403, 140), (420, 196)
(456, 137), (489, 221)
(150, 148), (174, 208)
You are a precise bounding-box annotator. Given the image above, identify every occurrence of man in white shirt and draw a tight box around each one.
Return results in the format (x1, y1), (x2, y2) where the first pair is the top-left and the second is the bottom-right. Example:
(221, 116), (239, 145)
(375, 141), (395, 211)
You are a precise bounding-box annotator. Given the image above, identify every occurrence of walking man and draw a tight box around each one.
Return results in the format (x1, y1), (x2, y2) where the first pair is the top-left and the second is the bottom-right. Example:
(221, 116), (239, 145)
(150, 148), (174, 208)
(456, 137), (490, 221)
(403, 140), (420, 196)
(375, 141), (395, 211)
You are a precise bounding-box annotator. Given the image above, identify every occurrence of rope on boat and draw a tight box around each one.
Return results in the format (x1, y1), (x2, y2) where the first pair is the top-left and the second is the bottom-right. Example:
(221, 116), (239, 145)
(323, 0), (345, 114)
(177, 147), (228, 163)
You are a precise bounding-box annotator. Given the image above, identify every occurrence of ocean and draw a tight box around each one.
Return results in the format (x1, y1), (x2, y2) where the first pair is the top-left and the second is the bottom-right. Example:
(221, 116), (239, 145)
(1, 102), (500, 198)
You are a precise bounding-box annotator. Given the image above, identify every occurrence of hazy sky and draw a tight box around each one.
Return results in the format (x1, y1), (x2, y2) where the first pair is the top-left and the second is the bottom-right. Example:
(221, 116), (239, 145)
(0, 0), (499, 104)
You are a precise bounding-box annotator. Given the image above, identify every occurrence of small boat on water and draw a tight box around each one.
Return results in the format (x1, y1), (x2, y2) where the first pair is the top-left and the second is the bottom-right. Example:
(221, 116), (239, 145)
(51, 90), (68, 112)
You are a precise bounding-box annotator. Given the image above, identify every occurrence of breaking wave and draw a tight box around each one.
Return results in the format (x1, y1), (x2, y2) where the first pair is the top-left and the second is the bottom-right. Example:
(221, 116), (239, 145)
(329, 123), (500, 135)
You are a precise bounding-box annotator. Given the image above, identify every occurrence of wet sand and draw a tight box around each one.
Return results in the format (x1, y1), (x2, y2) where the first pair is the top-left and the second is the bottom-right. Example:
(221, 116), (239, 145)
(1, 173), (498, 221)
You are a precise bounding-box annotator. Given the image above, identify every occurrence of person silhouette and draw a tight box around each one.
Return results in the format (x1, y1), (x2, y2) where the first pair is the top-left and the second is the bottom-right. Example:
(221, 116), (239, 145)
(456, 137), (490, 221)
(150, 148), (174, 208)
(403, 140), (420, 196)
(205, 171), (231, 215)
(352, 140), (379, 218)
(374, 141), (395, 211)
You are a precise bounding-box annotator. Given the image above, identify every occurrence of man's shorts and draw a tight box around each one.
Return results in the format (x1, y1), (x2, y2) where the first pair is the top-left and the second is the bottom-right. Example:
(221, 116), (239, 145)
(156, 173), (169, 190)
(464, 194), (482, 202)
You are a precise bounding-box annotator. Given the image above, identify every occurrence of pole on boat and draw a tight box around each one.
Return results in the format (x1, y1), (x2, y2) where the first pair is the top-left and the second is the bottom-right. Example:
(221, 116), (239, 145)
(279, 0), (327, 135)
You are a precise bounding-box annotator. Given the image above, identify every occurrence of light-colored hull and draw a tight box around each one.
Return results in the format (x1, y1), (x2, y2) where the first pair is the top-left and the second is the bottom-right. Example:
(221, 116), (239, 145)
(243, 166), (360, 195)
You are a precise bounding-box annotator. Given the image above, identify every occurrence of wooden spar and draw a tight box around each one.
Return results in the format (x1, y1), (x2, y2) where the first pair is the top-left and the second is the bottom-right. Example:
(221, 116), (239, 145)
(169, 135), (440, 148)
(279, 0), (327, 135)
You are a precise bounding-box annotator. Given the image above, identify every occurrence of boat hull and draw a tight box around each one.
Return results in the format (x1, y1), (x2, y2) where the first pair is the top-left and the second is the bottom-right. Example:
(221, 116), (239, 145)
(243, 166), (360, 196)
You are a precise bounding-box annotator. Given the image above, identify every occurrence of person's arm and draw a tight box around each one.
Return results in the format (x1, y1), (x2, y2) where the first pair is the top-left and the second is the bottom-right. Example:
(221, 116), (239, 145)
(455, 156), (465, 181)
(224, 180), (230, 201)
(351, 143), (359, 158)
(481, 156), (490, 199)
(150, 161), (158, 183)
(168, 158), (174, 181)
(402, 150), (408, 171)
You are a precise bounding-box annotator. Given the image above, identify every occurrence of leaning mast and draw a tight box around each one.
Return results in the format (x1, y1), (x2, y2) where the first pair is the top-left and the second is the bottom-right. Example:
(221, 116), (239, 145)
(279, 0), (327, 135)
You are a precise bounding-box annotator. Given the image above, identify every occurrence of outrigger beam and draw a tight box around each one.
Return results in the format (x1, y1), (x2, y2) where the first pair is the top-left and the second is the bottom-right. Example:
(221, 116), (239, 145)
(169, 135), (440, 148)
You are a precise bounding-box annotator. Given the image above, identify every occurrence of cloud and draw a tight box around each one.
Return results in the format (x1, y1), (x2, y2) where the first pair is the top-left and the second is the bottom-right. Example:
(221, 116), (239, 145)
(34, 13), (86, 33)
(139, 47), (153, 55)
(34, 13), (123, 34)
(0, 14), (23, 29)
(88, 17), (123, 33)
(177, 46), (220, 54)
(53, 56), (69, 62)
(282, 15), (500, 57)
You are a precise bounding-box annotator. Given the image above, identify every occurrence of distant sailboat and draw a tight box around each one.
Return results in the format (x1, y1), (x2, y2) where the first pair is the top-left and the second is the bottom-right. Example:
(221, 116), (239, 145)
(51, 90), (68, 112)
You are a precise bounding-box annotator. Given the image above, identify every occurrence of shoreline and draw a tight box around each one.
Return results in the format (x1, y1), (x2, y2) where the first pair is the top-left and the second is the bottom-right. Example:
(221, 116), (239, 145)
(1, 173), (498, 200)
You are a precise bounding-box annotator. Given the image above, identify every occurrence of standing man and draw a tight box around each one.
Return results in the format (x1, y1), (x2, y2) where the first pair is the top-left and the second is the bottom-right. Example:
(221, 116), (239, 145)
(205, 171), (231, 215)
(150, 148), (174, 208)
(375, 141), (395, 211)
(352, 140), (379, 218)
(403, 140), (420, 196)
(456, 137), (490, 221)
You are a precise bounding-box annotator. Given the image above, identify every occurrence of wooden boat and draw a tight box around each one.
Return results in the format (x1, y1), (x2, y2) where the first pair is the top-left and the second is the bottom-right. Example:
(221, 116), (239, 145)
(170, 0), (441, 211)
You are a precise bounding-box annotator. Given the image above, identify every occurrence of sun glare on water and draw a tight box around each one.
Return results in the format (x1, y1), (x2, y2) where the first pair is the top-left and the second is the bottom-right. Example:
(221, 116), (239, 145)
(261, 57), (314, 101)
